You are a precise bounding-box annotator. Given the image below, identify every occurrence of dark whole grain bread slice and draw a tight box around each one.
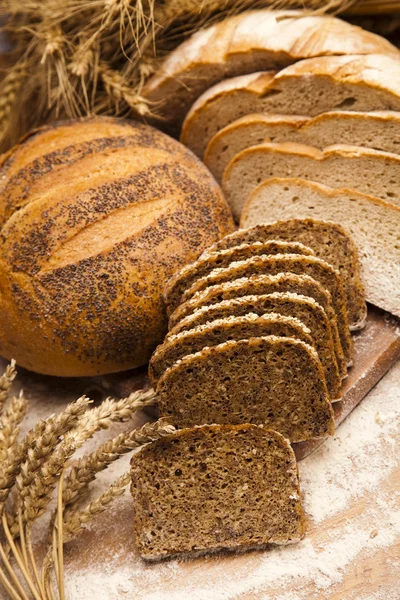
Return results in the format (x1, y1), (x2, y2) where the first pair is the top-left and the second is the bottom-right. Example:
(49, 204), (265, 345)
(209, 219), (366, 330)
(149, 312), (314, 387)
(163, 240), (315, 315)
(156, 336), (335, 440)
(180, 254), (353, 365)
(130, 424), (306, 561)
(168, 292), (341, 401)
(168, 272), (346, 379)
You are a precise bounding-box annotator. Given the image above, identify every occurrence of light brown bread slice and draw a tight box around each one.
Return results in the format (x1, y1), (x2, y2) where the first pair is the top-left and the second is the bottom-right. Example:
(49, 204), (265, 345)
(131, 424), (306, 561)
(143, 10), (400, 135)
(222, 141), (400, 220)
(168, 272), (346, 379)
(149, 312), (314, 387)
(180, 54), (400, 157)
(240, 178), (400, 317)
(168, 292), (341, 400)
(204, 111), (400, 182)
(156, 336), (335, 440)
(163, 240), (314, 315)
(178, 254), (353, 364)
(210, 219), (366, 330)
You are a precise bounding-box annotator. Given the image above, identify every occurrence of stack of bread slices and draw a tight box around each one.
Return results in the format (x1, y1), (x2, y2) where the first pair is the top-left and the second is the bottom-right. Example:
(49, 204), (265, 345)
(143, 10), (400, 317)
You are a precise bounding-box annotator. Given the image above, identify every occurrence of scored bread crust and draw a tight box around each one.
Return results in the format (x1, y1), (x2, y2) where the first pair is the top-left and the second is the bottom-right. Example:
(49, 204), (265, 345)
(156, 335), (335, 440)
(177, 253), (353, 365)
(168, 272), (346, 379)
(142, 10), (400, 135)
(148, 312), (314, 387)
(208, 219), (366, 331)
(240, 177), (400, 318)
(131, 424), (306, 561)
(222, 141), (400, 221)
(0, 117), (234, 376)
(181, 54), (400, 157)
(163, 240), (315, 315)
(204, 110), (400, 182)
(167, 291), (342, 401)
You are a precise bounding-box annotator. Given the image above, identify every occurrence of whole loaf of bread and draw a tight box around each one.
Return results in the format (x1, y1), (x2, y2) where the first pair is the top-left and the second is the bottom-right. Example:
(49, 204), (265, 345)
(0, 117), (234, 376)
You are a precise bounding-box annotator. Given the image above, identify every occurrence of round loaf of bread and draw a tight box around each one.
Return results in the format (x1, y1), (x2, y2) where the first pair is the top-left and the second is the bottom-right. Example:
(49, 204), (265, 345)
(0, 117), (234, 377)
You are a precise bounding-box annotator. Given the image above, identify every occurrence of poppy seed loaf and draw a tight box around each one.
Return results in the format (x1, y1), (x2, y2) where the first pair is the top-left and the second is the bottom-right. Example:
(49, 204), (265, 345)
(0, 117), (234, 376)
(149, 312), (314, 387)
(163, 240), (314, 315)
(168, 272), (346, 379)
(130, 424), (306, 561)
(168, 292), (341, 400)
(156, 336), (335, 441)
(212, 220), (366, 330)
(180, 254), (353, 365)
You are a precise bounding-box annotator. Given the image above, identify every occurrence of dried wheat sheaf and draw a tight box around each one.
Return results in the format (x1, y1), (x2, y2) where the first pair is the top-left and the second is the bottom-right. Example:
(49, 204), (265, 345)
(0, 361), (173, 600)
(0, 0), (362, 152)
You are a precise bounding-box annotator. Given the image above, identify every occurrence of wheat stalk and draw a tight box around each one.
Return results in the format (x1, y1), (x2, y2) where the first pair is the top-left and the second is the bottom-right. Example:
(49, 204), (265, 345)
(0, 391), (27, 463)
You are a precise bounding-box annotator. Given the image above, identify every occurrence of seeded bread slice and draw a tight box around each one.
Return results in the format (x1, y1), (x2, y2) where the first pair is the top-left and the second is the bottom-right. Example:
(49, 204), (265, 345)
(168, 272), (346, 379)
(164, 240), (314, 315)
(168, 292), (341, 401)
(149, 312), (314, 387)
(156, 336), (335, 440)
(181, 54), (400, 157)
(240, 177), (400, 317)
(204, 111), (400, 182)
(178, 254), (353, 364)
(131, 424), (306, 561)
(222, 142), (400, 220)
(210, 219), (366, 330)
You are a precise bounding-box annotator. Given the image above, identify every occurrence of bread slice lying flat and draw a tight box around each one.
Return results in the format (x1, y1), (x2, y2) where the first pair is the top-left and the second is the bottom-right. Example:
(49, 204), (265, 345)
(156, 336), (335, 439)
(181, 54), (400, 157)
(241, 178), (400, 318)
(168, 292), (341, 401)
(222, 142), (400, 220)
(178, 254), (353, 365)
(142, 9), (400, 135)
(205, 111), (400, 182)
(149, 312), (313, 386)
(163, 240), (314, 315)
(131, 424), (306, 561)
(210, 220), (366, 330)
(168, 272), (346, 379)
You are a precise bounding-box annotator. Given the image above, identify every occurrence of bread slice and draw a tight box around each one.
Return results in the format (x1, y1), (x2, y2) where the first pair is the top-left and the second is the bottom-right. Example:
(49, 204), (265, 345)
(143, 9), (400, 135)
(149, 312), (314, 387)
(204, 111), (400, 182)
(168, 292), (341, 400)
(222, 141), (400, 220)
(181, 54), (400, 157)
(156, 336), (335, 440)
(131, 424), (306, 561)
(168, 272), (346, 379)
(210, 220), (366, 330)
(163, 240), (314, 315)
(177, 254), (353, 364)
(240, 178), (400, 317)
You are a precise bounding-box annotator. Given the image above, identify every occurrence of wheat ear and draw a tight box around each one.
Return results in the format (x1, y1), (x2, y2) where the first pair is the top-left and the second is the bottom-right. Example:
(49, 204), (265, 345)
(0, 360), (17, 416)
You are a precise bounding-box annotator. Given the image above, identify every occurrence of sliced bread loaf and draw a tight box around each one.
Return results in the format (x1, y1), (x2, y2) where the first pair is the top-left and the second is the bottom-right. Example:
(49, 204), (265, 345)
(181, 54), (400, 157)
(149, 312), (314, 387)
(163, 240), (314, 315)
(177, 254), (353, 364)
(143, 10), (400, 135)
(156, 336), (335, 440)
(210, 219), (366, 330)
(204, 111), (400, 182)
(168, 292), (341, 400)
(168, 272), (346, 379)
(240, 178), (400, 317)
(131, 424), (306, 561)
(222, 142), (400, 220)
